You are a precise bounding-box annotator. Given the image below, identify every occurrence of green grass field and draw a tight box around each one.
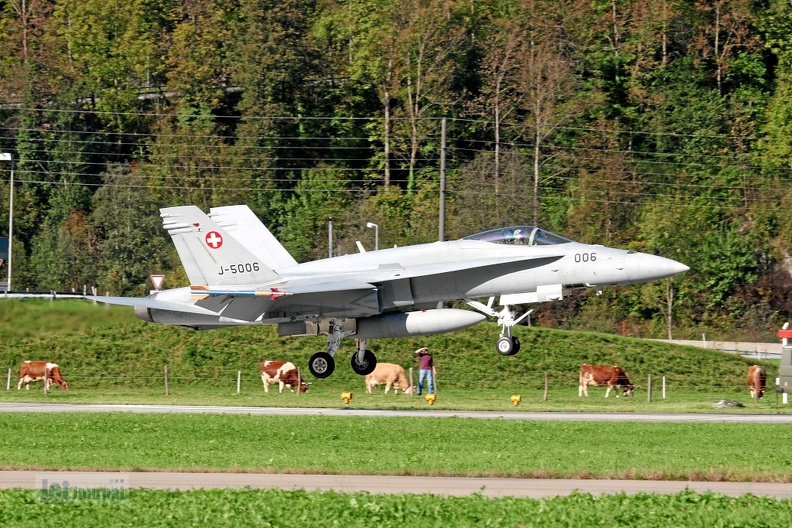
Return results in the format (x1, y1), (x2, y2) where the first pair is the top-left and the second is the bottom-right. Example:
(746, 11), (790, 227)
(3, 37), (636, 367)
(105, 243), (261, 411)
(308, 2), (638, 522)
(2, 299), (791, 526)
(1, 488), (789, 528)
(0, 299), (780, 399)
(1, 413), (791, 481)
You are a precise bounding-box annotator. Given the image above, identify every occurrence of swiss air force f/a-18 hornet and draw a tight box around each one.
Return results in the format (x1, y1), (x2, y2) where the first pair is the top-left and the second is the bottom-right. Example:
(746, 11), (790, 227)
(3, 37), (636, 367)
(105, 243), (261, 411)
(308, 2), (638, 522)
(94, 205), (689, 379)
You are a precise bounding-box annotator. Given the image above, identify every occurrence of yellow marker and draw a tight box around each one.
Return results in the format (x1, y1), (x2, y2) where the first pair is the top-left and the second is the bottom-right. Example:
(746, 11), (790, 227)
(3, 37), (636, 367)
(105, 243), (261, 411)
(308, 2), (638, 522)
(425, 394), (436, 405)
(341, 392), (353, 404)
(511, 394), (521, 406)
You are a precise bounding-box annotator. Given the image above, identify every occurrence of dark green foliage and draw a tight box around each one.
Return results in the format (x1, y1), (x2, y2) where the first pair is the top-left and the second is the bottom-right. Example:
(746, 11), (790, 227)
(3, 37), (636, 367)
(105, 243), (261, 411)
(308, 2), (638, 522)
(2, 0), (792, 340)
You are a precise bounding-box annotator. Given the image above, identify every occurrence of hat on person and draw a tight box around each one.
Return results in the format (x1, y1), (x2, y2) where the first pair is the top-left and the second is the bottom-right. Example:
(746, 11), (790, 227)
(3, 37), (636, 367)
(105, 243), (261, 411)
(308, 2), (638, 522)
(414, 347), (429, 355)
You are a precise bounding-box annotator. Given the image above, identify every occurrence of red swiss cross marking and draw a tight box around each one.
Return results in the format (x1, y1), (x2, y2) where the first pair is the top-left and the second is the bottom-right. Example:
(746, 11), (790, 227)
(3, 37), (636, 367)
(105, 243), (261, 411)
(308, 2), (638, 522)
(205, 231), (223, 249)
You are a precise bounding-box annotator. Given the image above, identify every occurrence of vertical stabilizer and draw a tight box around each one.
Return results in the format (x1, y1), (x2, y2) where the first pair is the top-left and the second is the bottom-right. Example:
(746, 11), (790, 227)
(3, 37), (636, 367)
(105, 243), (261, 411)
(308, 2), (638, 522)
(209, 205), (297, 269)
(160, 206), (281, 287)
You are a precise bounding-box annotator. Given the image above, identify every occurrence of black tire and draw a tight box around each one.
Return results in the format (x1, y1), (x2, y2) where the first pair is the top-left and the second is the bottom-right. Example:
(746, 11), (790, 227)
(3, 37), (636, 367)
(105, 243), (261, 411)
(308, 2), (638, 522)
(350, 349), (377, 375)
(510, 337), (521, 356)
(309, 352), (335, 378)
(496, 336), (514, 356)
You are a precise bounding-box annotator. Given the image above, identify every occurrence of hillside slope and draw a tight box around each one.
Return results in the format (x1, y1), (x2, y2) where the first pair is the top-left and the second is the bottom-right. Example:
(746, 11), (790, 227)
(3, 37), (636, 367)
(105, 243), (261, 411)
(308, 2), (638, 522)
(0, 300), (770, 393)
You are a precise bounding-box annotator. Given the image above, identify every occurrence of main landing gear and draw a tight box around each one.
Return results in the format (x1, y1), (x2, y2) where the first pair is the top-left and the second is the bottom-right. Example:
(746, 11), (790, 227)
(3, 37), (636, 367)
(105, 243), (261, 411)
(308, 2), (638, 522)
(307, 319), (377, 378)
(467, 297), (531, 356)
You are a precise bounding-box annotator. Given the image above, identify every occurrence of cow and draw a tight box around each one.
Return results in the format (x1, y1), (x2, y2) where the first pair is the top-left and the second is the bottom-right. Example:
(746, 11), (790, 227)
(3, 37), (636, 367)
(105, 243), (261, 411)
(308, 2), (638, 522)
(260, 361), (308, 394)
(579, 364), (634, 397)
(17, 361), (69, 390)
(365, 362), (413, 395)
(747, 365), (767, 399)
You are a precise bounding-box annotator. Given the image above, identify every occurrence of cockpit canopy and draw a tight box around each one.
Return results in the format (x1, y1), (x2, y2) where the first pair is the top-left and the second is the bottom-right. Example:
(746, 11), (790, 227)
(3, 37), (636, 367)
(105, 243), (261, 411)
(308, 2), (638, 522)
(463, 226), (572, 246)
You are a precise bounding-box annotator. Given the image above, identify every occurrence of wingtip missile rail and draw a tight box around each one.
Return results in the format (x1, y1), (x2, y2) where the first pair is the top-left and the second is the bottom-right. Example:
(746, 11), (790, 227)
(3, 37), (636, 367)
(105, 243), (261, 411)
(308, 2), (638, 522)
(190, 285), (291, 301)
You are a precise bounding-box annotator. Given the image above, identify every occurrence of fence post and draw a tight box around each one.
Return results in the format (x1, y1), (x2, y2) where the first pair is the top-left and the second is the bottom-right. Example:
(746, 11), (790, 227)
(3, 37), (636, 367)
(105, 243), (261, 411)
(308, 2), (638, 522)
(296, 368), (301, 397)
(237, 370), (241, 394)
(409, 367), (414, 396)
(164, 365), (169, 396)
(647, 374), (652, 403)
(543, 372), (549, 401)
(44, 366), (49, 395)
(6, 368), (10, 390)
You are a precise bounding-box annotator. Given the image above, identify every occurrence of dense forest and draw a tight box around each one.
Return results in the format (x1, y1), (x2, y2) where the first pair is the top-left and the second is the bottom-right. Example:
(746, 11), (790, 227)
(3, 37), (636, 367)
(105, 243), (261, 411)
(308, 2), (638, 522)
(2, 0), (792, 341)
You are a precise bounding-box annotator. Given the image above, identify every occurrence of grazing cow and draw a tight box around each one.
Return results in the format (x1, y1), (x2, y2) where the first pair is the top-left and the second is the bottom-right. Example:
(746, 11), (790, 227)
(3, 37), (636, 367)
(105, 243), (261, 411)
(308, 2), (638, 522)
(260, 361), (308, 394)
(579, 364), (634, 397)
(365, 363), (413, 395)
(747, 365), (767, 399)
(17, 361), (69, 390)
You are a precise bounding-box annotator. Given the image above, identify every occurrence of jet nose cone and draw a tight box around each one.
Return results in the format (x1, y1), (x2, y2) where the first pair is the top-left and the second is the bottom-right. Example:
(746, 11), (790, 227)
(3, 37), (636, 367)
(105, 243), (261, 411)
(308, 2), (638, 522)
(626, 253), (689, 282)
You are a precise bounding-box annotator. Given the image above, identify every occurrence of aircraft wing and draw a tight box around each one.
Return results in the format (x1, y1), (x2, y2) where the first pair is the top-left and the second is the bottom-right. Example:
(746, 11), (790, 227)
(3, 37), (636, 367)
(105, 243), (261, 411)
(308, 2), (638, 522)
(193, 279), (380, 322)
(198, 255), (564, 321)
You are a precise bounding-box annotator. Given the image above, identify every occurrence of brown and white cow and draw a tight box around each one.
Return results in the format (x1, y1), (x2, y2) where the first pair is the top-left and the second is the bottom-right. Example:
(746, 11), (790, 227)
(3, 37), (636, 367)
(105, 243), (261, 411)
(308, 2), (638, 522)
(747, 365), (767, 399)
(260, 361), (308, 394)
(17, 361), (69, 390)
(365, 363), (413, 395)
(579, 364), (634, 397)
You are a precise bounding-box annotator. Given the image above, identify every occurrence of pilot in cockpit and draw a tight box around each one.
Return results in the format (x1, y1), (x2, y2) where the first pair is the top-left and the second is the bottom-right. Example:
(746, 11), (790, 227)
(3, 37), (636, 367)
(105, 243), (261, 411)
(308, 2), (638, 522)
(513, 229), (525, 245)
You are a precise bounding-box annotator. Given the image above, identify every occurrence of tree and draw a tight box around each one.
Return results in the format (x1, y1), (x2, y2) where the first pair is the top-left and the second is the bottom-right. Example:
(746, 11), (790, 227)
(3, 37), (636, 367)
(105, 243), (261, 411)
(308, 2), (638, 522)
(468, 16), (527, 197)
(28, 210), (98, 291)
(229, 0), (323, 220)
(92, 164), (171, 295)
(512, 1), (586, 225)
(565, 118), (644, 244)
(691, 0), (759, 95)
(448, 148), (533, 235)
(392, 0), (466, 193)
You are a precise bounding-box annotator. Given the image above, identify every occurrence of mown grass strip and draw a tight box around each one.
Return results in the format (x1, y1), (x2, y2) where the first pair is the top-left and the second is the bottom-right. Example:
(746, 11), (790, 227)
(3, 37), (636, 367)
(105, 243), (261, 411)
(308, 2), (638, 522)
(1, 413), (791, 481)
(1, 488), (791, 528)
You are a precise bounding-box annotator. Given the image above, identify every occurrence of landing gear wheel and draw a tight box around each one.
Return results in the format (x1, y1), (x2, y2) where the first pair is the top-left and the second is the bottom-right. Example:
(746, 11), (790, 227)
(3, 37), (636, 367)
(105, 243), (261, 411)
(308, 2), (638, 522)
(309, 352), (335, 378)
(496, 336), (516, 356)
(510, 337), (521, 356)
(351, 349), (377, 375)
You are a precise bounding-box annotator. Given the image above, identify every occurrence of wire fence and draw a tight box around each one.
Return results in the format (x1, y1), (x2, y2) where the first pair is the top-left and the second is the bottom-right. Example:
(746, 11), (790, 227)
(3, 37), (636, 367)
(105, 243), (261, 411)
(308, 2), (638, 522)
(3, 365), (766, 399)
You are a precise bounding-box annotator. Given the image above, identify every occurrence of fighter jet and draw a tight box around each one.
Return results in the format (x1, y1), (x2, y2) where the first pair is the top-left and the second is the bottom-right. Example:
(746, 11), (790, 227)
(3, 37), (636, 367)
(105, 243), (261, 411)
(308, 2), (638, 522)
(94, 205), (689, 378)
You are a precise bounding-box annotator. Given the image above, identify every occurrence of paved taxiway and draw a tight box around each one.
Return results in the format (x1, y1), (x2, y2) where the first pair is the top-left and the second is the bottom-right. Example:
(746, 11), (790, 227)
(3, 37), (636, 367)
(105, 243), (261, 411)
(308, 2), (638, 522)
(2, 403), (791, 498)
(3, 402), (792, 422)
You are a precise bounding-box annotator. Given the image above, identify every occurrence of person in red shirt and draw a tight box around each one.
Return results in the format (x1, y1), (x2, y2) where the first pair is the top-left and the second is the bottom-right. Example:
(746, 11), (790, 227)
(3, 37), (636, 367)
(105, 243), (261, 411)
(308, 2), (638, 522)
(414, 347), (436, 395)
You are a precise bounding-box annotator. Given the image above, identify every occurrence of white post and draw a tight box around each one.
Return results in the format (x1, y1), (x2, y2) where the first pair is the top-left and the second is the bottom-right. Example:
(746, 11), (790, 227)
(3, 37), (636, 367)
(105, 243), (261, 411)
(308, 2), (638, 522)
(6, 156), (12, 293)
(0, 153), (12, 293)
(366, 222), (379, 250)
(662, 376), (666, 399)
(543, 372), (549, 401)
(328, 218), (333, 258)
(6, 368), (10, 390)
(237, 370), (241, 394)
(409, 367), (414, 396)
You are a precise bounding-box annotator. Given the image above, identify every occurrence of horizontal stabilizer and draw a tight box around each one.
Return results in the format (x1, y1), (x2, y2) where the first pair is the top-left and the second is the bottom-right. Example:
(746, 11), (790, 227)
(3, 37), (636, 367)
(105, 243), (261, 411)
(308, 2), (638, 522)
(92, 295), (218, 316)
